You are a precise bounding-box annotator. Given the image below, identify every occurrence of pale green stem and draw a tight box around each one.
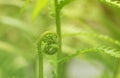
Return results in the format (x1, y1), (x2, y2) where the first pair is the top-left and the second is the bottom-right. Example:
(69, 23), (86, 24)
(38, 45), (43, 78)
(113, 59), (120, 78)
(54, 0), (62, 78)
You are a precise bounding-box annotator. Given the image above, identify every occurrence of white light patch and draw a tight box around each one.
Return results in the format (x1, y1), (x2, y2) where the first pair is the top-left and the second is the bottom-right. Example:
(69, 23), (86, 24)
(66, 58), (104, 78)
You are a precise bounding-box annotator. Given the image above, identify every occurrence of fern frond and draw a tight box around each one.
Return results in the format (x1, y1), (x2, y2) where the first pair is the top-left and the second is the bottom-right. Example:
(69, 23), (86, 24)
(58, 0), (73, 10)
(100, 0), (120, 8)
(58, 45), (120, 63)
(63, 32), (120, 47)
(32, 0), (48, 20)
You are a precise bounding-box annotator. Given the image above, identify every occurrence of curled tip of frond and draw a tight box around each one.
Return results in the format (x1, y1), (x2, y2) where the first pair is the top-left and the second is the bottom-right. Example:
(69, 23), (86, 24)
(38, 31), (58, 55)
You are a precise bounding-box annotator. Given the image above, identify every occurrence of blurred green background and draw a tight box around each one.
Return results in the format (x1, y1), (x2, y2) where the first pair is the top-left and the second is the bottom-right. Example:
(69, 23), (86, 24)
(0, 0), (120, 78)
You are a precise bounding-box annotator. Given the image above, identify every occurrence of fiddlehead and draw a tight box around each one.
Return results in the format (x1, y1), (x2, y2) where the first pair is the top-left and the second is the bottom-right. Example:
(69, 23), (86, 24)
(38, 31), (58, 55)
(37, 31), (58, 78)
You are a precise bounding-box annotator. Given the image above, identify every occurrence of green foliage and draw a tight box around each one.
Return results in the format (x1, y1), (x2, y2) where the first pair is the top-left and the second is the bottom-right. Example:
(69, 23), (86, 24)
(32, 0), (48, 20)
(0, 0), (120, 78)
(63, 31), (120, 47)
(59, 45), (120, 63)
(0, 16), (34, 37)
(58, 0), (73, 10)
(100, 0), (120, 8)
(0, 41), (28, 78)
(20, 0), (31, 13)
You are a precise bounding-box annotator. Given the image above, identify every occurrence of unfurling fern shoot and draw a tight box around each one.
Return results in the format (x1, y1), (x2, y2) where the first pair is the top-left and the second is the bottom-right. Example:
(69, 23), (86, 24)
(37, 0), (72, 78)
(40, 32), (58, 55)
(37, 32), (58, 78)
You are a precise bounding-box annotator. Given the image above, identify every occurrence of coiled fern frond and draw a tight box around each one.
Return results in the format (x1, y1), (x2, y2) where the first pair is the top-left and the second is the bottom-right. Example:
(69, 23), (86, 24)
(37, 31), (58, 78)
(38, 31), (58, 55)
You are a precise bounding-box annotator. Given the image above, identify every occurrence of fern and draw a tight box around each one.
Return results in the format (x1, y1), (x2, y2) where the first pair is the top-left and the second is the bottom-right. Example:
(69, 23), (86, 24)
(38, 31), (58, 55)
(0, 0), (120, 77)
(49, 0), (73, 17)
(58, 45), (120, 63)
(32, 0), (48, 20)
(100, 0), (120, 8)
(58, 0), (73, 10)
(37, 31), (58, 78)
(63, 31), (120, 47)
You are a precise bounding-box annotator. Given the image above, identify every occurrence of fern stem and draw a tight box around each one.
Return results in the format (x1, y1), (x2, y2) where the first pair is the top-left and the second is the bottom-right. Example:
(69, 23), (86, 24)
(54, 0), (62, 78)
(113, 59), (120, 78)
(38, 45), (43, 78)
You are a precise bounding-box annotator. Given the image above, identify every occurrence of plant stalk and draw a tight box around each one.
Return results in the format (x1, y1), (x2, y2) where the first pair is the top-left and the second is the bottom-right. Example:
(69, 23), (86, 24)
(54, 0), (62, 78)
(38, 45), (43, 78)
(113, 59), (120, 78)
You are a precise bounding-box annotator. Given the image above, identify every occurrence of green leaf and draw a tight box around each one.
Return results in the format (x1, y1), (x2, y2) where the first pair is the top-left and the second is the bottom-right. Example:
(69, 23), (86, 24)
(32, 0), (48, 20)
